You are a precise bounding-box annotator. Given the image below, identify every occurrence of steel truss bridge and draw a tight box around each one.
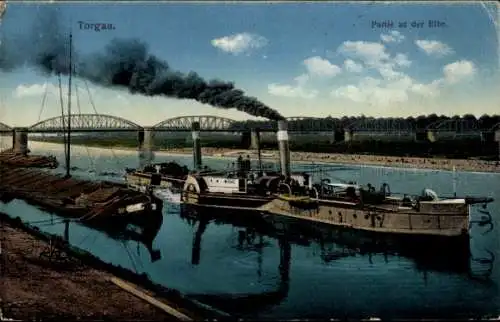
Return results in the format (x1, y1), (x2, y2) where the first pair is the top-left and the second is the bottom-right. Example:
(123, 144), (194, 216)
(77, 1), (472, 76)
(0, 114), (499, 135)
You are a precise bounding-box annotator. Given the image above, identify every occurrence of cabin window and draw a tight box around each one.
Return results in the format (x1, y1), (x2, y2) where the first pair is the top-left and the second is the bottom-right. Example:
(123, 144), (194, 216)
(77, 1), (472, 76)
(353, 214), (357, 219)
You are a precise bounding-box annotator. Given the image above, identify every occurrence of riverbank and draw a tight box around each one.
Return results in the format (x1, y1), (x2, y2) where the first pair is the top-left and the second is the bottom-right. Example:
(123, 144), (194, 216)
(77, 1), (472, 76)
(0, 214), (217, 320)
(35, 141), (499, 173)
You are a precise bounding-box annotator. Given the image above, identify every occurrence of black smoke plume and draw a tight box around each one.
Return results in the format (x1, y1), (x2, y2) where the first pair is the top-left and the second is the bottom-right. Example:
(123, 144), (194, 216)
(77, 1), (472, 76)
(0, 6), (284, 121)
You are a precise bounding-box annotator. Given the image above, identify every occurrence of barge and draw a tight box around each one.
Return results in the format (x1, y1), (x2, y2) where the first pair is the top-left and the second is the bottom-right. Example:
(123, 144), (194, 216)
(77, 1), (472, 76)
(0, 167), (162, 226)
(180, 120), (494, 239)
(0, 31), (163, 227)
(0, 149), (58, 169)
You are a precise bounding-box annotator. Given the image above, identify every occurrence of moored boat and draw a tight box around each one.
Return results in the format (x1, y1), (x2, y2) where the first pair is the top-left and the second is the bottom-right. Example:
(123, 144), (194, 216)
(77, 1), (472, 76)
(180, 120), (495, 239)
(125, 161), (189, 192)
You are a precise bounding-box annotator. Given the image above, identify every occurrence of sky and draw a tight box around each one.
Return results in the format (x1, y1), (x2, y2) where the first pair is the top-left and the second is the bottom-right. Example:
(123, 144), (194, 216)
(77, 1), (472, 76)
(0, 1), (498, 127)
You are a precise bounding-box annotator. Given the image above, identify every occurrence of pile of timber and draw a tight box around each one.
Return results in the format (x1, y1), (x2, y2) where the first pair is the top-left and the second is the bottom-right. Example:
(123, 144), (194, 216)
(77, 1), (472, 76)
(0, 150), (58, 169)
(0, 167), (156, 222)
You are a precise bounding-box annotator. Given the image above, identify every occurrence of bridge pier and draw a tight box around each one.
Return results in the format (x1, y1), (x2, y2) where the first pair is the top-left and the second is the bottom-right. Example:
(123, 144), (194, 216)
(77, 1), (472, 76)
(343, 128), (353, 142)
(249, 128), (260, 150)
(415, 130), (427, 142)
(12, 127), (29, 155)
(192, 122), (202, 170)
(426, 130), (437, 143)
(495, 129), (500, 161)
(137, 127), (155, 167)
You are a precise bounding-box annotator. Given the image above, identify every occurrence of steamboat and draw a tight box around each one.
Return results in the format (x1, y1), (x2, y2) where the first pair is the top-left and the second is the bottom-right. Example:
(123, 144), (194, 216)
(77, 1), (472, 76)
(180, 120), (494, 239)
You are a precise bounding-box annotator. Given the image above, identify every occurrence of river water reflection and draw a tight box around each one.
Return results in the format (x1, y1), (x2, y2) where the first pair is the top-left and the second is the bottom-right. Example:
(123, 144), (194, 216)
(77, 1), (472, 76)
(1, 142), (499, 319)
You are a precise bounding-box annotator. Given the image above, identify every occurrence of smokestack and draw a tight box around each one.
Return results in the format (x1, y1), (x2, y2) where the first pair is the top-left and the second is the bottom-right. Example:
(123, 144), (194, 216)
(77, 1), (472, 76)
(192, 121), (202, 171)
(277, 120), (290, 179)
(255, 127), (263, 174)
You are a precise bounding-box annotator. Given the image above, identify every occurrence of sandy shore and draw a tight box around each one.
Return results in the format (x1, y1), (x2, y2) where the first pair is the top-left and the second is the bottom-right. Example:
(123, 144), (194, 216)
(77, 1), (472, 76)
(28, 141), (500, 173)
(0, 216), (209, 320)
(152, 147), (500, 174)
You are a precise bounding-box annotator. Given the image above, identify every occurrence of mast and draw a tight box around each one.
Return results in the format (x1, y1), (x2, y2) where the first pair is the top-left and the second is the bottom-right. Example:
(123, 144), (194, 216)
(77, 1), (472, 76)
(452, 165), (457, 197)
(65, 32), (73, 178)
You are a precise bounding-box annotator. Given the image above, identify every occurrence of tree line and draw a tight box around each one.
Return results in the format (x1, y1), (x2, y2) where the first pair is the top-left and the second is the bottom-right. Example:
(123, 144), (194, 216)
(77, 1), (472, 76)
(230, 114), (500, 132)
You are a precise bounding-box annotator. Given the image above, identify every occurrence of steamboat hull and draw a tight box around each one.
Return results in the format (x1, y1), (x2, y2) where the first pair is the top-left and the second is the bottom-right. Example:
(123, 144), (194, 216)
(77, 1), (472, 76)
(182, 189), (471, 238)
(260, 197), (470, 237)
(182, 190), (273, 211)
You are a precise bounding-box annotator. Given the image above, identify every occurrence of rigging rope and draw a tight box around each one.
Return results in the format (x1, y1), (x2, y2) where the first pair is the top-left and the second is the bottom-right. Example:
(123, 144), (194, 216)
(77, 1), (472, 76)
(36, 76), (50, 124)
(82, 79), (125, 171)
(74, 79), (97, 173)
(122, 240), (140, 273)
(58, 73), (68, 162)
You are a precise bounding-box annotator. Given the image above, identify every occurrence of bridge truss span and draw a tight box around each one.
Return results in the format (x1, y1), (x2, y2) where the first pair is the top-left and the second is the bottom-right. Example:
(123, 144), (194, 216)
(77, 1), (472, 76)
(29, 114), (143, 133)
(153, 115), (238, 132)
(348, 117), (417, 134)
(0, 122), (12, 133)
(427, 118), (480, 132)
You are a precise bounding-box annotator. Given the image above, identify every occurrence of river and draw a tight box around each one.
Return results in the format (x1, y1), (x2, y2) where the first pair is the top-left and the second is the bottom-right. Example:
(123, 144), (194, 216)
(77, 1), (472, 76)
(1, 141), (499, 319)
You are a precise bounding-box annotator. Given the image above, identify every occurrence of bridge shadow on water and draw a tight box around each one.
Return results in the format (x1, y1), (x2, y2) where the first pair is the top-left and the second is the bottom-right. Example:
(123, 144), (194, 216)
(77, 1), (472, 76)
(177, 205), (498, 319)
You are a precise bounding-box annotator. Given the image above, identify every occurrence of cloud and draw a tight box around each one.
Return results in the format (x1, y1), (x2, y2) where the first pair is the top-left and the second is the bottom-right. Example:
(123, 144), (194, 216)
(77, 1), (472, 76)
(393, 53), (411, 68)
(415, 40), (454, 57)
(343, 59), (363, 73)
(380, 30), (405, 43)
(331, 58), (474, 106)
(410, 79), (443, 98)
(338, 41), (390, 66)
(332, 75), (412, 106)
(268, 56), (339, 98)
(443, 60), (476, 84)
(337, 41), (411, 80)
(211, 32), (268, 55)
(14, 82), (100, 106)
(268, 74), (318, 99)
(294, 74), (309, 86)
(302, 56), (341, 77)
(115, 94), (131, 105)
(14, 83), (59, 98)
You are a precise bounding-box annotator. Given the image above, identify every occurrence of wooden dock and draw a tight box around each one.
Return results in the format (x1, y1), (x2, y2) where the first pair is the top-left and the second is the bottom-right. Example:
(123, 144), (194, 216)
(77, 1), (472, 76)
(0, 166), (161, 224)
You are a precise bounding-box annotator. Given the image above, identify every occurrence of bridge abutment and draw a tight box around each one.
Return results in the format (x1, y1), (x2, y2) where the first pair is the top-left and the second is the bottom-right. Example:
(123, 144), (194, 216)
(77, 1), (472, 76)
(138, 127), (155, 167)
(12, 128), (29, 155)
